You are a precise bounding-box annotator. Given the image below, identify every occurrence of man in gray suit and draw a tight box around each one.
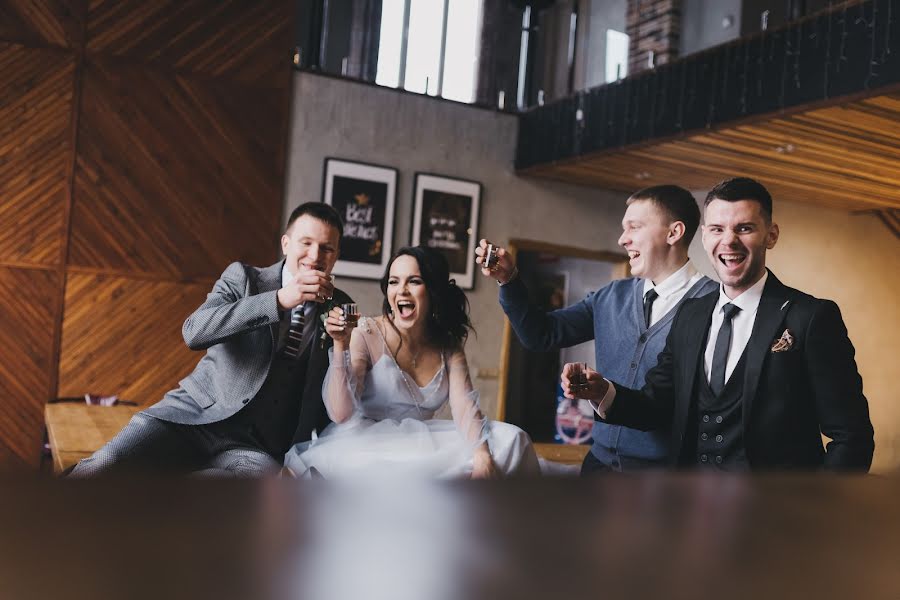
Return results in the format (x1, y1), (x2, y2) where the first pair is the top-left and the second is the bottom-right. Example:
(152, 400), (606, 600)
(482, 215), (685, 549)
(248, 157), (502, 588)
(71, 202), (352, 476)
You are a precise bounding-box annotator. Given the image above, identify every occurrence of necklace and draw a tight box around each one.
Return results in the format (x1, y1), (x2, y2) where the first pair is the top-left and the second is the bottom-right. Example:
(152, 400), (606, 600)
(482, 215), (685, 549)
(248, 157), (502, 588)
(390, 329), (423, 370)
(396, 364), (424, 417)
(408, 346), (421, 369)
(387, 313), (428, 369)
(379, 319), (432, 417)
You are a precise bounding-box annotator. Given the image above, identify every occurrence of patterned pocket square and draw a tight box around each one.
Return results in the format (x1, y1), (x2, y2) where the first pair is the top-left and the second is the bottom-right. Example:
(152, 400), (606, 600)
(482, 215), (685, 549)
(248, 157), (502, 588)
(771, 328), (795, 352)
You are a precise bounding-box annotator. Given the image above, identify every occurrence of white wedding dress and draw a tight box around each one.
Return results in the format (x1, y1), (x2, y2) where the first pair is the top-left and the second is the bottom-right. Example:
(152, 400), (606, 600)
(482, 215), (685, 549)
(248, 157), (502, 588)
(284, 317), (539, 479)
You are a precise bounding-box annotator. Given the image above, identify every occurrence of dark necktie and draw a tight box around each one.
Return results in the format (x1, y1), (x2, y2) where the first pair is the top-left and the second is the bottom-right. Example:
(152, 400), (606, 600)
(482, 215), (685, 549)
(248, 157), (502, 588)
(643, 288), (659, 328)
(283, 303), (308, 359)
(710, 303), (741, 395)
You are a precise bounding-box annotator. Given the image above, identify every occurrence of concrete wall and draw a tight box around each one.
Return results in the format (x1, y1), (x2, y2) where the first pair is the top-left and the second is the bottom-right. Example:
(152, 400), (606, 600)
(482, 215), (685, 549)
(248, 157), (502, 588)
(680, 0), (742, 57)
(284, 72), (626, 420)
(688, 199), (900, 473)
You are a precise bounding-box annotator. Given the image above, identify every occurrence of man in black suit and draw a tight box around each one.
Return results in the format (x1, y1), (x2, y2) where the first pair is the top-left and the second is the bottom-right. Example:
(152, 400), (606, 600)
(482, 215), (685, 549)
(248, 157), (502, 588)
(71, 202), (352, 476)
(563, 177), (874, 471)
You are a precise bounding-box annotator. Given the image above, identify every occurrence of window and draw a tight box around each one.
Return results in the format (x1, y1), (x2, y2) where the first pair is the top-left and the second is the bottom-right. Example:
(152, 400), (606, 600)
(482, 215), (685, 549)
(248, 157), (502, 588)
(375, 0), (406, 88)
(605, 29), (629, 82)
(376, 0), (483, 104)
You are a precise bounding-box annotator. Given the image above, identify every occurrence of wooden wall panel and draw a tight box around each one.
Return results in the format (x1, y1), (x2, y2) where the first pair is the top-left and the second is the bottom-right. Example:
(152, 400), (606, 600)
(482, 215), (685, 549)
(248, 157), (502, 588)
(85, 0), (293, 87)
(57, 273), (211, 406)
(0, 0), (85, 48)
(0, 44), (74, 267)
(68, 58), (284, 279)
(0, 0), (292, 471)
(0, 267), (60, 469)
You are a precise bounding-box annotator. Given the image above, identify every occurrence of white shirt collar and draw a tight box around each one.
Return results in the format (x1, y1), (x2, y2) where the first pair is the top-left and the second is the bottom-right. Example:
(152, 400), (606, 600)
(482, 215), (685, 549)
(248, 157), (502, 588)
(643, 261), (698, 299)
(281, 262), (294, 287)
(715, 270), (768, 315)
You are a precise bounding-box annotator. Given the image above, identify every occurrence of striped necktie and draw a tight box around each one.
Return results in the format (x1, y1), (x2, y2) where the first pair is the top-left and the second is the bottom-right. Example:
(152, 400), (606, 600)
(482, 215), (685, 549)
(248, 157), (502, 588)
(283, 303), (308, 359)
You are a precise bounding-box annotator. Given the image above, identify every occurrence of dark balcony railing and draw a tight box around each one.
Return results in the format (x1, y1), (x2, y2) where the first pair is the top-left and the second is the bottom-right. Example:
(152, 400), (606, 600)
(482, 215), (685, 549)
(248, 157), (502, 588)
(516, 0), (900, 169)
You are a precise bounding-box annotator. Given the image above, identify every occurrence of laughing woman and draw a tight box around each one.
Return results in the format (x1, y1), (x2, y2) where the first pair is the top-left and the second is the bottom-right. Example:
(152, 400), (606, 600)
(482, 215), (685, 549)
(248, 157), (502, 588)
(283, 246), (539, 479)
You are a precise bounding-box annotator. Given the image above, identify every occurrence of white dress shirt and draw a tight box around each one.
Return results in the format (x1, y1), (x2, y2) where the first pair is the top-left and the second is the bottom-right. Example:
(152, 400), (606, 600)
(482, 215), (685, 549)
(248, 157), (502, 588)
(642, 261), (705, 327)
(703, 271), (767, 385)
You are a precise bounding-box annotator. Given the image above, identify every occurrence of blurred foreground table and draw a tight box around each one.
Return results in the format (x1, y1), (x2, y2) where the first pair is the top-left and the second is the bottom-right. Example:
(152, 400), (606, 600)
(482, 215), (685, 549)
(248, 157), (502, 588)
(1, 474), (898, 600)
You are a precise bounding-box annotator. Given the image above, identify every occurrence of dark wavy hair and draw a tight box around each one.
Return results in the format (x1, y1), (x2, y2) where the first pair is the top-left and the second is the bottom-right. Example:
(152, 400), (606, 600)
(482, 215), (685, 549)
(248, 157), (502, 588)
(380, 246), (474, 350)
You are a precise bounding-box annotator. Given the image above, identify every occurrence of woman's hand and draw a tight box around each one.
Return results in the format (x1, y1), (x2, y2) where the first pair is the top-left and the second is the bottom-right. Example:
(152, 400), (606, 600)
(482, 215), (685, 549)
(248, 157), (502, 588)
(471, 445), (499, 479)
(324, 306), (355, 349)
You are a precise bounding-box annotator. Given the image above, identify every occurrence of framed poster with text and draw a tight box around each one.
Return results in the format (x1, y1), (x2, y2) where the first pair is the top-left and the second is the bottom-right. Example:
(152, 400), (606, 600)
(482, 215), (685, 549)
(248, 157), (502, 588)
(322, 158), (397, 280)
(410, 173), (482, 289)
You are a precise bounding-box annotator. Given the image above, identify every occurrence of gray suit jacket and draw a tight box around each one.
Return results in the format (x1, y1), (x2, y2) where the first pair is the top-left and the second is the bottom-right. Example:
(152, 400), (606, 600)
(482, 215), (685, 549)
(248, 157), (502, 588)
(144, 260), (351, 444)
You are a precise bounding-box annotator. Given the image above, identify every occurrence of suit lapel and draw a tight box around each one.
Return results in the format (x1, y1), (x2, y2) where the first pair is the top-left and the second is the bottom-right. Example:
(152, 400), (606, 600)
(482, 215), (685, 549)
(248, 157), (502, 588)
(258, 260), (285, 352)
(299, 325), (327, 429)
(678, 292), (718, 425)
(300, 301), (327, 356)
(741, 271), (791, 429)
(295, 290), (345, 442)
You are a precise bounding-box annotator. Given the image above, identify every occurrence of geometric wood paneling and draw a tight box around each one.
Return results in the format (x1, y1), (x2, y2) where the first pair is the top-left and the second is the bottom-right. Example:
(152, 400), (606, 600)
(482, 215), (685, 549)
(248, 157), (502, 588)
(0, 267), (61, 470)
(86, 0), (293, 87)
(57, 273), (212, 406)
(521, 93), (900, 212)
(0, 0), (86, 48)
(69, 58), (284, 279)
(0, 44), (75, 267)
(0, 0), (293, 471)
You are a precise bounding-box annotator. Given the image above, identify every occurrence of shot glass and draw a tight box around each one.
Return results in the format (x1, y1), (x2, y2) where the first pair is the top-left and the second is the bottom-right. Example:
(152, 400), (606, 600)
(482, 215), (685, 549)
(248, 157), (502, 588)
(482, 243), (499, 271)
(568, 362), (589, 397)
(341, 303), (359, 326)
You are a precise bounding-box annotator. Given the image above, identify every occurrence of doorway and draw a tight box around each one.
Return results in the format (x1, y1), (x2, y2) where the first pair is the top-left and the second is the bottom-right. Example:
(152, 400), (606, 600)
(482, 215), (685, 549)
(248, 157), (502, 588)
(497, 239), (628, 448)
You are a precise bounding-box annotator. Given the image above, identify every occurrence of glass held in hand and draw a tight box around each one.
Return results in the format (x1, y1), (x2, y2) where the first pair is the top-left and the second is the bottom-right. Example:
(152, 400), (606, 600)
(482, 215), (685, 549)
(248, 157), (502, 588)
(341, 303), (359, 326)
(568, 362), (589, 397)
(315, 275), (335, 302)
(481, 243), (499, 271)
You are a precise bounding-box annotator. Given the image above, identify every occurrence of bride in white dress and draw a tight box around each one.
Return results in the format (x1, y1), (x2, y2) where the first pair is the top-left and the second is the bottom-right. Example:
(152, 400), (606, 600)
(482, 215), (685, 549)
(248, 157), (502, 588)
(283, 246), (539, 479)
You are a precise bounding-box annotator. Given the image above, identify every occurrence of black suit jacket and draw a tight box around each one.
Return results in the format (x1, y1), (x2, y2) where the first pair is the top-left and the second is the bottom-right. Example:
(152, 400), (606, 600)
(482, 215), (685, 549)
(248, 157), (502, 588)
(605, 271), (874, 471)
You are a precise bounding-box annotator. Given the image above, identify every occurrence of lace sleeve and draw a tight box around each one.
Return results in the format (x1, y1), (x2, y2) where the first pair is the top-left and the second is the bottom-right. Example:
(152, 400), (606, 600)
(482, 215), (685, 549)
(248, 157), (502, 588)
(321, 321), (372, 423)
(446, 348), (488, 445)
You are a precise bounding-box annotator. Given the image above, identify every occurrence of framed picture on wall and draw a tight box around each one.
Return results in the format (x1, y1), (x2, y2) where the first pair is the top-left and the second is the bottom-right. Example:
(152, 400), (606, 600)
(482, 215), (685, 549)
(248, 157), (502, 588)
(410, 173), (482, 289)
(322, 158), (397, 280)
